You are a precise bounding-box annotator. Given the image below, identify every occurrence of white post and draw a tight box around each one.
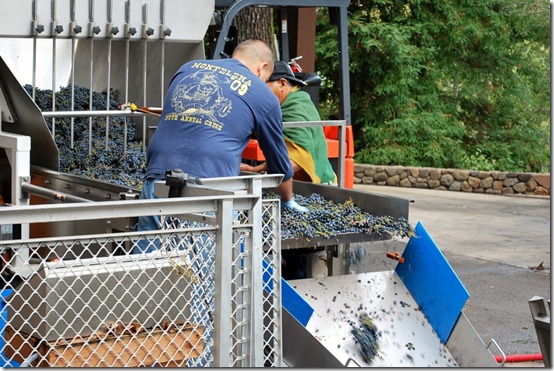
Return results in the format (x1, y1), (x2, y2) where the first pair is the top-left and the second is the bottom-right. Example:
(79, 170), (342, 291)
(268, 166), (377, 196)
(0, 131), (31, 275)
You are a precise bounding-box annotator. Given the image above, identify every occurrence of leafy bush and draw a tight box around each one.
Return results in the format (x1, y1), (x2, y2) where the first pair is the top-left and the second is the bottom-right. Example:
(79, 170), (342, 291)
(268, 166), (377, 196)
(315, 0), (550, 173)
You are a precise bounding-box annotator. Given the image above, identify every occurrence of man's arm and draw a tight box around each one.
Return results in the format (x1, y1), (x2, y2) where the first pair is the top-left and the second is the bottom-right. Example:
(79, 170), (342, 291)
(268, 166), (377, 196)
(240, 162), (267, 173)
(277, 177), (294, 202)
(254, 93), (307, 211)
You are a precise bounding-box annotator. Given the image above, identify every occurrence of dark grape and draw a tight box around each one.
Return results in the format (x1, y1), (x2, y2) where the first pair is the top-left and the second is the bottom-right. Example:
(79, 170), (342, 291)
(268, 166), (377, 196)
(263, 191), (415, 241)
(350, 312), (380, 363)
(24, 84), (146, 189)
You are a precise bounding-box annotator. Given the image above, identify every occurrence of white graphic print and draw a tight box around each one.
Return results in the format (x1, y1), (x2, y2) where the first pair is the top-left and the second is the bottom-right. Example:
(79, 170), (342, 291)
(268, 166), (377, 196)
(171, 70), (232, 127)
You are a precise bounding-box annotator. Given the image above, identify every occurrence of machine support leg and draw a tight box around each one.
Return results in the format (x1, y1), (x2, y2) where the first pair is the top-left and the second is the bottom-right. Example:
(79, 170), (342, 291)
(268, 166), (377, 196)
(529, 296), (551, 367)
(0, 132), (31, 275)
(326, 244), (349, 276)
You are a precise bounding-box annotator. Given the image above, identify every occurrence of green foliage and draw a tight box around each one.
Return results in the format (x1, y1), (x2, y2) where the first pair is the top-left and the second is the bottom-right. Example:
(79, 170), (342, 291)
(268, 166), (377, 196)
(459, 148), (496, 171)
(315, 0), (550, 172)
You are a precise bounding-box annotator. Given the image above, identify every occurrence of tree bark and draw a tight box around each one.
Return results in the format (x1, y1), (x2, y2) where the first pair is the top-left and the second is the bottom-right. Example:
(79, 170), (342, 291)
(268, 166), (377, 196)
(233, 7), (274, 47)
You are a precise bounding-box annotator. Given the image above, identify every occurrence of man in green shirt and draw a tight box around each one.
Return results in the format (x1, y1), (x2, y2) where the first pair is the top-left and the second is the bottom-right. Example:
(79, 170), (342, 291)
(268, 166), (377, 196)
(241, 61), (337, 279)
(241, 61), (337, 185)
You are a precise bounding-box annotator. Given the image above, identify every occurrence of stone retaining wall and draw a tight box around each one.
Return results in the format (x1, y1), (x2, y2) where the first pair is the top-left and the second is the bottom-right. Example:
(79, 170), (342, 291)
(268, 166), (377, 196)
(353, 164), (550, 196)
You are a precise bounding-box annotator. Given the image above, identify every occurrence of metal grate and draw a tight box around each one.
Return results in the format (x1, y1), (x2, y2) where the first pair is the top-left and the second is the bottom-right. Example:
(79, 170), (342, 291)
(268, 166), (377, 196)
(0, 0), (213, 152)
(0, 187), (282, 367)
(261, 198), (282, 367)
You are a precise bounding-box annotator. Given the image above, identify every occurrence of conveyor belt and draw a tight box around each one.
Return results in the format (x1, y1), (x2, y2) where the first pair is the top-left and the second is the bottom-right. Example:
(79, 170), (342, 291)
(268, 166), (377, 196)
(272, 181), (411, 249)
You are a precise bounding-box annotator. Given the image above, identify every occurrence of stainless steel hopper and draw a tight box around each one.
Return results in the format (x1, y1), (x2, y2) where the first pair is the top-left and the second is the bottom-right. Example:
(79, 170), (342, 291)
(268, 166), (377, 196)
(7, 253), (193, 341)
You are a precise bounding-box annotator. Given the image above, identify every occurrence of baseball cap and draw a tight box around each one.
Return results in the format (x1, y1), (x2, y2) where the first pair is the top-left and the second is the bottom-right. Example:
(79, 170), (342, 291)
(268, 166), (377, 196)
(267, 61), (308, 86)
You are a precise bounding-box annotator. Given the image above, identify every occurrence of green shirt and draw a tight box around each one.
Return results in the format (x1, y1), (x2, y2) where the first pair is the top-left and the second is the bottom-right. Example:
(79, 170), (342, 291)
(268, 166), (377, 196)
(281, 89), (337, 184)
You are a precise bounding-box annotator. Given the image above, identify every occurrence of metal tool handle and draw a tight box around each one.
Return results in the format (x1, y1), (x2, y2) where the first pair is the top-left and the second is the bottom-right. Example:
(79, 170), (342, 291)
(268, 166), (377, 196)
(165, 169), (203, 198)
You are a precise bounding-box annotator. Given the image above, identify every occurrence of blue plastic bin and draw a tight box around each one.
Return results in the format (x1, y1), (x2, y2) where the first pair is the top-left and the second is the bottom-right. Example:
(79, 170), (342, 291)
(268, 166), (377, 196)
(262, 259), (314, 327)
(1, 289), (20, 367)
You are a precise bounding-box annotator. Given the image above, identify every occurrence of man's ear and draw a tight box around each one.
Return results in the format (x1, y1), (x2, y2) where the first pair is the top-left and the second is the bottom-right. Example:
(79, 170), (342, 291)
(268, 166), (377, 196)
(257, 62), (270, 80)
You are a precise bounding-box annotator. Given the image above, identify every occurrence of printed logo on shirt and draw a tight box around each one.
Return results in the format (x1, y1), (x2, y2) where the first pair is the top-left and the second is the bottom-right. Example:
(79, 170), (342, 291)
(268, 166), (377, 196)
(164, 62), (252, 131)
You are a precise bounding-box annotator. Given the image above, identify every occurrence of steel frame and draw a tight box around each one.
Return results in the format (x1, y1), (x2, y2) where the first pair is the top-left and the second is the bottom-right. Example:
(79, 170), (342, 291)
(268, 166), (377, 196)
(212, 0), (351, 124)
(0, 174), (283, 367)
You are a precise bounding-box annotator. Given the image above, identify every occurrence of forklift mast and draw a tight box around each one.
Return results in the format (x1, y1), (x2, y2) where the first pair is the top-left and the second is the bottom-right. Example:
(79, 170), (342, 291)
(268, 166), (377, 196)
(211, 0), (351, 125)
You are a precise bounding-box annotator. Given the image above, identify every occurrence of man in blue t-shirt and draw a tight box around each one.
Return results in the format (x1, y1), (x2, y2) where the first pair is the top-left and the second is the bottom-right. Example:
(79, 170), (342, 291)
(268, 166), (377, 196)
(133, 41), (307, 366)
(135, 39), (307, 252)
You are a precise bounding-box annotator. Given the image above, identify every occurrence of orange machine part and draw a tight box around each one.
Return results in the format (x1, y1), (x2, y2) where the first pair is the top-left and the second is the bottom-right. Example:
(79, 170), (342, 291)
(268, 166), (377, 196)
(242, 125), (355, 188)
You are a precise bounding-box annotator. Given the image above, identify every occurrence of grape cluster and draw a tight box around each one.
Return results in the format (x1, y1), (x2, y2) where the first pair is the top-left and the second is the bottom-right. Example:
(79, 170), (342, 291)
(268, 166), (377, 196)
(348, 243), (366, 266)
(24, 84), (146, 189)
(350, 312), (380, 364)
(264, 191), (414, 241)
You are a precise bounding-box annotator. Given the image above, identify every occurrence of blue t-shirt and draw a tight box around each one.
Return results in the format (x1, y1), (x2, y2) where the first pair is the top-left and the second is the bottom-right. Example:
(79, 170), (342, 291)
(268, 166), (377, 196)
(146, 58), (293, 181)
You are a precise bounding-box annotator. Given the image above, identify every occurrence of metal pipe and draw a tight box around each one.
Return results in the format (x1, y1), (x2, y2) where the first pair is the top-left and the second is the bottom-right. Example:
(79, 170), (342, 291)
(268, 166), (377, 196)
(142, 3), (149, 150)
(70, 0), (77, 149)
(494, 353), (544, 363)
(88, 0), (96, 155)
(31, 0), (38, 101)
(124, 0), (132, 156)
(105, 0), (114, 151)
(282, 120), (345, 128)
(42, 109), (148, 118)
(21, 183), (93, 203)
(20, 351), (40, 367)
(160, 0), (167, 104)
(51, 0), (58, 138)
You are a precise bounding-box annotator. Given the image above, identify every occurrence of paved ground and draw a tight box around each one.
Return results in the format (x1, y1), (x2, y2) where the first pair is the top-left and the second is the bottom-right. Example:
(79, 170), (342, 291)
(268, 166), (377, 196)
(350, 184), (551, 367)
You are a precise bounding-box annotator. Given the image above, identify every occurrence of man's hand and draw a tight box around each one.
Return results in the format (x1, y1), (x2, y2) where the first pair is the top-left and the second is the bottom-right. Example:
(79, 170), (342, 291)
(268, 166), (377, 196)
(282, 197), (309, 212)
(240, 163), (257, 172)
(240, 163), (267, 173)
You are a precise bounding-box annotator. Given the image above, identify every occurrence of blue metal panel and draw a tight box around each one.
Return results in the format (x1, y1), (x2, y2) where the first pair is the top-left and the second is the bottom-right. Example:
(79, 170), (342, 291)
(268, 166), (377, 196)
(395, 222), (470, 344)
(263, 259), (314, 327)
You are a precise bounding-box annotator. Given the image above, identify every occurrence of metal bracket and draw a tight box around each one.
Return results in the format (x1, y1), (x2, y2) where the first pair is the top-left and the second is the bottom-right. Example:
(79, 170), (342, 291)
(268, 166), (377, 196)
(165, 169), (203, 198)
(119, 191), (140, 200)
(486, 338), (506, 367)
(345, 357), (362, 367)
(529, 296), (551, 367)
(19, 176), (30, 200)
(0, 78), (16, 124)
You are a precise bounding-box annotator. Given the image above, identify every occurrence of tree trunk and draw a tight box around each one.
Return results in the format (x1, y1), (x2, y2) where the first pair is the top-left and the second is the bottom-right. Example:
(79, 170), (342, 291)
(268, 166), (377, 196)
(233, 7), (274, 47)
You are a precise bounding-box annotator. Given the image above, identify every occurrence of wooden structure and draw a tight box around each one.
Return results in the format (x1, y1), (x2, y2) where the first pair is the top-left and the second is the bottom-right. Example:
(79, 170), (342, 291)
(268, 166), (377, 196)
(4, 324), (203, 367)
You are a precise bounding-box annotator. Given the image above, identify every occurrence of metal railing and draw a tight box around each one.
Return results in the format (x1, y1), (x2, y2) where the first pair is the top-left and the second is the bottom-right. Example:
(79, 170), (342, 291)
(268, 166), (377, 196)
(529, 296), (551, 368)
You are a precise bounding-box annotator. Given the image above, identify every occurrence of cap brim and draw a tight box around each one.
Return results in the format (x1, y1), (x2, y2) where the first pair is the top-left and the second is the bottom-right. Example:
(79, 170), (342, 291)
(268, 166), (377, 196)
(285, 76), (308, 86)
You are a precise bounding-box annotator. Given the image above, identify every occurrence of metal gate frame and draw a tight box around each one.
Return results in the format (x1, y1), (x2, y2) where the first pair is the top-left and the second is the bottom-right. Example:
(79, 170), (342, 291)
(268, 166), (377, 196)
(0, 174), (283, 367)
(529, 296), (551, 368)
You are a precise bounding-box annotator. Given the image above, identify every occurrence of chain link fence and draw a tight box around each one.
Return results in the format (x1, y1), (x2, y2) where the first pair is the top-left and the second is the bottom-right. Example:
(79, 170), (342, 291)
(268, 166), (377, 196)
(0, 179), (283, 367)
